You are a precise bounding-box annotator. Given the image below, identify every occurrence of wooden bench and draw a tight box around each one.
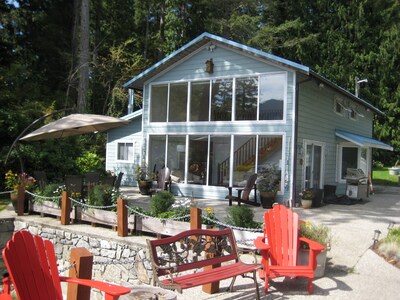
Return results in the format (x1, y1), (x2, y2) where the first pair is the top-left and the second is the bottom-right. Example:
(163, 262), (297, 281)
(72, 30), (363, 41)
(146, 228), (261, 299)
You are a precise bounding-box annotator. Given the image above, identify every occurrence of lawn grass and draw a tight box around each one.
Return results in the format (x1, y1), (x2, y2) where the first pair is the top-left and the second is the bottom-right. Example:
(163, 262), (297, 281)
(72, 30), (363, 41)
(372, 167), (400, 186)
(0, 196), (9, 212)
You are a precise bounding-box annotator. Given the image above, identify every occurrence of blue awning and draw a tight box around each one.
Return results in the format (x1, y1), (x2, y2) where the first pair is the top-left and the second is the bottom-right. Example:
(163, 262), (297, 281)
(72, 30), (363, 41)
(335, 130), (393, 151)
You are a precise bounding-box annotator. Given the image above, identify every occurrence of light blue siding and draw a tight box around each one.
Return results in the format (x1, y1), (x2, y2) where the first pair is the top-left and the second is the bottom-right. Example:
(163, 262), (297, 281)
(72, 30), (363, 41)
(106, 117), (143, 186)
(296, 80), (374, 198)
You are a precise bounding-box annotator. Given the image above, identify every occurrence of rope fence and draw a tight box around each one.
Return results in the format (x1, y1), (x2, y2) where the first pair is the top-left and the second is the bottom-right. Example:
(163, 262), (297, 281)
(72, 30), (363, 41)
(2, 187), (263, 245)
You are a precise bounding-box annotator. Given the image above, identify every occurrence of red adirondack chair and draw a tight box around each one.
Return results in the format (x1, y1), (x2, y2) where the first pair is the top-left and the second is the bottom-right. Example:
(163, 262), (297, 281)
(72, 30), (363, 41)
(254, 205), (324, 294)
(2, 230), (131, 300)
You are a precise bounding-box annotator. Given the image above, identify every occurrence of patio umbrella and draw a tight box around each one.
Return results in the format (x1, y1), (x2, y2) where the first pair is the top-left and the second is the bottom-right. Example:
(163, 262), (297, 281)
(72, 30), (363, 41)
(19, 113), (129, 141)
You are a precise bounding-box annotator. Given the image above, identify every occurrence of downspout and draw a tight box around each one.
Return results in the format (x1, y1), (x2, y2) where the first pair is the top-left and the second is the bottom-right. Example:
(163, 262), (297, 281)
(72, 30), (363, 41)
(292, 76), (312, 207)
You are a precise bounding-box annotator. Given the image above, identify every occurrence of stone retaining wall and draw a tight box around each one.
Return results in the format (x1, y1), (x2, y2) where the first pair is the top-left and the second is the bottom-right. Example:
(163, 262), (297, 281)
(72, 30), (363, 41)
(2, 217), (154, 299)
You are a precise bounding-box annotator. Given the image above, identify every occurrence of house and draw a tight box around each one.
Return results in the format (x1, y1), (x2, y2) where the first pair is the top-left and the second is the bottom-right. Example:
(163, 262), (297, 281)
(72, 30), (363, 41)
(106, 32), (392, 205)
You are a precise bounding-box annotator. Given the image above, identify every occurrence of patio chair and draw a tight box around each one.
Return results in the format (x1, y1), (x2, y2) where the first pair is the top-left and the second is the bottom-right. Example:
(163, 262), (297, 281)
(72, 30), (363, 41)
(254, 205), (325, 294)
(225, 173), (260, 206)
(102, 175), (116, 187)
(33, 171), (47, 189)
(85, 172), (100, 186)
(149, 167), (171, 197)
(114, 172), (124, 190)
(1, 230), (131, 300)
(65, 175), (83, 198)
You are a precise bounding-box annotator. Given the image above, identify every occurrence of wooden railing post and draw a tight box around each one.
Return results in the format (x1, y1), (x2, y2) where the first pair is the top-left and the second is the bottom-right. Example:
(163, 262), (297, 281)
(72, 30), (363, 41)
(190, 207), (202, 230)
(67, 247), (93, 300)
(117, 198), (128, 237)
(17, 185), (25, 216)
(61, 191), (71, 225)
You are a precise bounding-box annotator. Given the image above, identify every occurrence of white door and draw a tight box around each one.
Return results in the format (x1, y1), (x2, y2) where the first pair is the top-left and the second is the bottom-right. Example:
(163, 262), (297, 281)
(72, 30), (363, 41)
(303, 141), (324, 189)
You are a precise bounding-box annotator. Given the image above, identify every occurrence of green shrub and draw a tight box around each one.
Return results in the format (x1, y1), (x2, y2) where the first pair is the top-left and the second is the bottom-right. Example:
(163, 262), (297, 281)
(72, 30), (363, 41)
(75, 151), (105, 175)
(150, 191), (175, 216)
(87, 184), (113, 207)
(225, 206), (261, 229)
(34, 183), (64, 206)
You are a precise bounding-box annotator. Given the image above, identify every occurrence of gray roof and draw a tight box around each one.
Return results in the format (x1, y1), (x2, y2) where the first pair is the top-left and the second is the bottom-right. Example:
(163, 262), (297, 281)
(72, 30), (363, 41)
(124, 32), (383, 116)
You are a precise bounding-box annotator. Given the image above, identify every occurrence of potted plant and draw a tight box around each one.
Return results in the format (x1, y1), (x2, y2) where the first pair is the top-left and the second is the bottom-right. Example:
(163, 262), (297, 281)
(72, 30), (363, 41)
(300, 189), (315, 209)
(4, 170), (35, 212)
(134, 162), (154, 195)
(257, 165), (280, 208)
(299, 220), (332, 277)
(388, 159), (400, 176)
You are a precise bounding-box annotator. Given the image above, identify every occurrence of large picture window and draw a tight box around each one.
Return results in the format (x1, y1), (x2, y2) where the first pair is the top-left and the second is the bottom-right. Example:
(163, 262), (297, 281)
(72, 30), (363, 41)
(150, 72), (285, 123)
(149, 134), (283, 188)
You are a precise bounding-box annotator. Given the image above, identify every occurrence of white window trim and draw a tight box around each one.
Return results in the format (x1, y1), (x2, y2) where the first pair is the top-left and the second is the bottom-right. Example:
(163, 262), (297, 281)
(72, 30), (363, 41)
(302, 139), (326, 190)
(333, 96), (345, 116)
(116, 140), (135, 163)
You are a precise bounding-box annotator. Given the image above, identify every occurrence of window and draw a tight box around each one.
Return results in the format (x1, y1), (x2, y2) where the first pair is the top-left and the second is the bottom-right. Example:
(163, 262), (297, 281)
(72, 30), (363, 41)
(190, 81), (210, 121)
(235, 77), (258, 120)
(149, 134), (283, 187)
(150, 85), (168, 122)
(259, 74), (284, 120)
(349, 109), (358, 120)
(334, 97), (344, 116)
(169, 83), (188, 122)
(117, 142), (133, 161)
(340, 147), (358, 179)
(211, 79), (232, 121)
(150, 72), (285, 123)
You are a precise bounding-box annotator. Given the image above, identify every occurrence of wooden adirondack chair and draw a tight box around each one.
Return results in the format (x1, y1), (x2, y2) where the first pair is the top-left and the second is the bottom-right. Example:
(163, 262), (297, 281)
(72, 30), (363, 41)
(2, 230), (131, 300)
(225, 173), (260, 206)
(254, 205), (324, 294)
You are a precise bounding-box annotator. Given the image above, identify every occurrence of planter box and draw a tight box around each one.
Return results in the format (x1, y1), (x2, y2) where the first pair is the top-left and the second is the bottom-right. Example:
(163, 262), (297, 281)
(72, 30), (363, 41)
(233, 229), (262, 250)
(31, 200), (76, 219)
(134, 217), (210, 236)
(388, 167), (400, 176)
(298, 248), (328, 278)
(80, 208), (117, 227)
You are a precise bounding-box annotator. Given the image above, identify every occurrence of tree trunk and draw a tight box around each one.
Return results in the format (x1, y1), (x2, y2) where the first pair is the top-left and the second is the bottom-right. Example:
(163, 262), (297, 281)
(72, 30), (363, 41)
(77, 0), (89, 113)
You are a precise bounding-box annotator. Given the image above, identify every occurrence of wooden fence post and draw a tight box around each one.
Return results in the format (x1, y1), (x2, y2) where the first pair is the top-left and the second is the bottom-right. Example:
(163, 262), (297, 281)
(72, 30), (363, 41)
(190, 207), (202, 229)
(117, 198), (128, 237)
(61, 191), (71, 225)
(67, 247), (93, 300)
(17, 185), (25, 216)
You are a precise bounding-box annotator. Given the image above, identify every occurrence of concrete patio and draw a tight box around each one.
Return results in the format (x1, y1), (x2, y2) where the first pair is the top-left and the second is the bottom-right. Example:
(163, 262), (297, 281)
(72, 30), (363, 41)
(1, 185), (399, 299)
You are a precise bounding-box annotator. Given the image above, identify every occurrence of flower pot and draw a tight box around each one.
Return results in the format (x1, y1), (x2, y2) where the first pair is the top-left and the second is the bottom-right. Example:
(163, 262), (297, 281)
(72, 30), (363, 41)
(10, 190), (29, 213)
(301, 198), (313, 209)
(260, 191), (276, 209)
(138, 180), (153, 195)
(388, 167), (400, 176)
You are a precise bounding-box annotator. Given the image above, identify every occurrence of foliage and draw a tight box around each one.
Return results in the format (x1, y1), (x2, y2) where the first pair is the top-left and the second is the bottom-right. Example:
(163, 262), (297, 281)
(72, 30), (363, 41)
(225, 206), (261, 229)
(134, 162), (154, 181)
(149, 191), (175, 216)
(75, 151), (105, 175)
(4, 170), (19, 190)
(378, 227), (400, 263)
(33, 183), (64, 206)
(87, 184), (114, 207)
(299, 221), (332, 249)
(257, 165), (280, 192)
(4, 170), (35, 191)
(202, 207), (218, 226)
(300, 189), (317, 200)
